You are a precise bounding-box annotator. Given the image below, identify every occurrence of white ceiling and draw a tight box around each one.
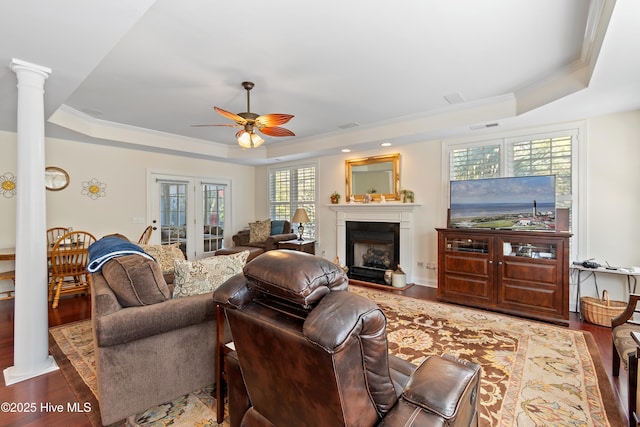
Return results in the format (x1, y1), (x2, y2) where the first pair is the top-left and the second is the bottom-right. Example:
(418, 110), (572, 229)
(1, 0), (639, 166)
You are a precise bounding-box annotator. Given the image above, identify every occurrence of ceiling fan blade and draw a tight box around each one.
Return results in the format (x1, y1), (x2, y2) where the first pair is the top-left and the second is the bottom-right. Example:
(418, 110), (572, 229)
(259, 126), (295, 137)
(214, 106), (247, 125)
(255, 113), (294, 128)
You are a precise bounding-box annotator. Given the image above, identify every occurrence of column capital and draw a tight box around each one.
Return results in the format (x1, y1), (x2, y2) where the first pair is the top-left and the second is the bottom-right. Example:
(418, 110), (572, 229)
(10, 58), (51, 79)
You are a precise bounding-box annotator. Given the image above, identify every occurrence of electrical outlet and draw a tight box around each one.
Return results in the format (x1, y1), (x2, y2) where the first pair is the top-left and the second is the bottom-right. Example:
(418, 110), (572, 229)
(417, 261), (425, 268)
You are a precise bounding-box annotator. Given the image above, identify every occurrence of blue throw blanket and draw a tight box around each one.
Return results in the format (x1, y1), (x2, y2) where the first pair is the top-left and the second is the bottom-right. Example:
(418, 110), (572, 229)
(87, 237), (154, 273)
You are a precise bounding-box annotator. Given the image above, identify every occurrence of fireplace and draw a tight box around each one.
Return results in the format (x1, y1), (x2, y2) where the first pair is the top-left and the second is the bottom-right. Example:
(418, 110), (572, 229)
(330, 203), (418, 284)
(346, 221), (399, 284)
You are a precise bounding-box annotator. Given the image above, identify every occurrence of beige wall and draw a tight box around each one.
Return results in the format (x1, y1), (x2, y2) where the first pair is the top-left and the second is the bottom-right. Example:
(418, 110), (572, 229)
(255, 140), (445, 286)
(0, 131), (256, 292)
(256, 110), (640, 308)
(2, 109), (639, 307)
(581, 111), (640, 303)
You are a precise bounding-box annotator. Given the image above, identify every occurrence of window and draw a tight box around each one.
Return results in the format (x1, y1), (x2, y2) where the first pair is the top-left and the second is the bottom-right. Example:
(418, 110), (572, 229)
(450, 144), (501, 180)
(445, 127), (580, 257)
(269, 164), (317, 239)
(159, 181), (188, 251)
(203, 183), (226, 252)
(151, 173), (230, 259)
(448, 131), (575, 210)
(508, 135), (572, 208)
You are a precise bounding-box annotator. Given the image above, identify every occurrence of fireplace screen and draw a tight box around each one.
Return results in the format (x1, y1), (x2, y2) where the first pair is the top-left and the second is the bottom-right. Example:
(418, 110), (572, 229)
(346, 221), (399, 284)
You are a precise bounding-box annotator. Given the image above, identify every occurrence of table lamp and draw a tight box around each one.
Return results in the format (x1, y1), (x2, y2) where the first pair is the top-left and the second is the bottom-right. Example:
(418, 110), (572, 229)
(292, 208), (310, 241)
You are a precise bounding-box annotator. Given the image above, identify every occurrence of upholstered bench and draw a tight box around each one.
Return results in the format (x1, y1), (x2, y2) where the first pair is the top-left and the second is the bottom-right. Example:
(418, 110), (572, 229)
(215, 246), (263, 262)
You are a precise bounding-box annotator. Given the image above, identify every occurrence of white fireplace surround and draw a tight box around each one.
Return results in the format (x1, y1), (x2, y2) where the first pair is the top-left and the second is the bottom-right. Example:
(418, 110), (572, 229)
(329, 203), (420, 284)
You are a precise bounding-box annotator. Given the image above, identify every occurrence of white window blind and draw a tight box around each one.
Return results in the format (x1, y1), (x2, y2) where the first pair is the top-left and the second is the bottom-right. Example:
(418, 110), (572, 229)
(269, 164), (317, 239)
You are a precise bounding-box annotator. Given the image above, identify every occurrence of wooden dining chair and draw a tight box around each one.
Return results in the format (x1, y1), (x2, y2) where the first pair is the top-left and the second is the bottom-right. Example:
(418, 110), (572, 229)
(47, 227), (69, 246)
(47, 227), (70, 281)
(48, 231), (96, 309)
(137, 225), (153, 245)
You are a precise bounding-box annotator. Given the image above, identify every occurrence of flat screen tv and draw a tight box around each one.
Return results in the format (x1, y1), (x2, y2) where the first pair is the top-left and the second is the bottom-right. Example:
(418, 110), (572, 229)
(449, 175), (556, 230)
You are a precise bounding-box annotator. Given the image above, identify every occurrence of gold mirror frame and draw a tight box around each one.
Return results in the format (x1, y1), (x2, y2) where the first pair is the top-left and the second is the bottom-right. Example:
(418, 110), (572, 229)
(45, 166), (69, 191)
(345, 153), (400, 201)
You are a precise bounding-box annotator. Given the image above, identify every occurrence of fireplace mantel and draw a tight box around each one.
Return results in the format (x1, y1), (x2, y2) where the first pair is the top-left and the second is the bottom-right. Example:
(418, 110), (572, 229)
(328, 202), (420, 212)
(329, 203), (421, 284)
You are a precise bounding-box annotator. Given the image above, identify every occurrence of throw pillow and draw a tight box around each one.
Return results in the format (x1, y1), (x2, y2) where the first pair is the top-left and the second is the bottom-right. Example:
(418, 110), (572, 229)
(270, 220), (286, 235)
(172, 251), (250, 298)
(102, 254), (171, 307)
(249, 219), (271, 243)
(139, 243), (185, 274)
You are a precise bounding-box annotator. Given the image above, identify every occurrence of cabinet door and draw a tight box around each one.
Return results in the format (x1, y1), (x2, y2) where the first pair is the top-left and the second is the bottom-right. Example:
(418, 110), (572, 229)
(497, 237), (565, 319)
(438, 233), (495, 306)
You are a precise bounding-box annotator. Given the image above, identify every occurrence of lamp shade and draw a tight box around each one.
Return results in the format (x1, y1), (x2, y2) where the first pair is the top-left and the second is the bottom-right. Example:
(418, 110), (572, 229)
(237, 131), (264, 149)
(292, 208), (309, 223)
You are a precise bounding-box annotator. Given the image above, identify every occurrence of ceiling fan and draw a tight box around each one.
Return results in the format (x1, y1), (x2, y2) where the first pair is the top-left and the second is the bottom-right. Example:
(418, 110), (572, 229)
(193, 81), (295, 149)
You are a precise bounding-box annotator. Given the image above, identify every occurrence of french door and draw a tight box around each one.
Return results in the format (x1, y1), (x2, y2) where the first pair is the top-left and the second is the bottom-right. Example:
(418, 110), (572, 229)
(149, 173), (229, 260)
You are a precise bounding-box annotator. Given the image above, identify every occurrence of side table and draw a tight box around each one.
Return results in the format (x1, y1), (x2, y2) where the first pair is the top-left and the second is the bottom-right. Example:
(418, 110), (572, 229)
(277, 239), (315, 255)
(571, 264), (640, 314)
(215, 304), (235, 423)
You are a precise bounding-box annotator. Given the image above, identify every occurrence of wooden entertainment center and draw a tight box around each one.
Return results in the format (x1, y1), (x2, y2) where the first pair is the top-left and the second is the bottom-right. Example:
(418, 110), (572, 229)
(436, 228), (571, 325)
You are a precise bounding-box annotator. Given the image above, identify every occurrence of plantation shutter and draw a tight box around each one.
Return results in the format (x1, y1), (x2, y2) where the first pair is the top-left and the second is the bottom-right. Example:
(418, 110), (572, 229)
(509, 135), (573, 207)
(269, 164), (317, 239)
(450, 144), (501, 181)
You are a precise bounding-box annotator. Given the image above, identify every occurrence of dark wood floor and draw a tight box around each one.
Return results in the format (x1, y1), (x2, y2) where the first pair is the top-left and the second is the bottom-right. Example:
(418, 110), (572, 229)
(0, 286), (629, 426)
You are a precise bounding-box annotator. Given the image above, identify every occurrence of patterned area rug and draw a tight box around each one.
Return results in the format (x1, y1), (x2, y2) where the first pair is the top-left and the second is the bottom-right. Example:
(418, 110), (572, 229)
(49, 285), (624, 427)
(49, 319), (228, 427)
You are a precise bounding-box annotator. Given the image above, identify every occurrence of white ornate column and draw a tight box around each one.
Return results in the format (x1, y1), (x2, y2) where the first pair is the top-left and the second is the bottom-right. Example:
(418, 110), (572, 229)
(4, 59), (58, 385)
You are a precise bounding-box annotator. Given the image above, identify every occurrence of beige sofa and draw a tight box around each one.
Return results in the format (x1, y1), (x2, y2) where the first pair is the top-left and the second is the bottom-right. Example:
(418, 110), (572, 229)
(90, 258), (218, 425)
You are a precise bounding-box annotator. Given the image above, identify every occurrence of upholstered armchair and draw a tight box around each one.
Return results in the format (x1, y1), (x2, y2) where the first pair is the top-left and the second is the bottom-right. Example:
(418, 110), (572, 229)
(216, 219), (296, 261)
(91, 255), (217, 425)
(231, 219), (296, 251)
(214, 250), (482, 427)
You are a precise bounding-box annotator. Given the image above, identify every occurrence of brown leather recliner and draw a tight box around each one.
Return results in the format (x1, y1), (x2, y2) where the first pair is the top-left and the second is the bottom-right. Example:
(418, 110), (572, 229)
(214, 250), (482, 427)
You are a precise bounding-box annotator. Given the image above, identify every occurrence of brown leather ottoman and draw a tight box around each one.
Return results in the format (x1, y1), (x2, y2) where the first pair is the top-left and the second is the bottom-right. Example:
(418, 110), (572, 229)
(215, 246), (264, 262)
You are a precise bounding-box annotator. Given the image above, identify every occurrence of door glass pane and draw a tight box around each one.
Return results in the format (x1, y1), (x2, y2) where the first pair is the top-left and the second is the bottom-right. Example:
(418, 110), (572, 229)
(160, 182), (187, 256)
(203, 184), (225, 252)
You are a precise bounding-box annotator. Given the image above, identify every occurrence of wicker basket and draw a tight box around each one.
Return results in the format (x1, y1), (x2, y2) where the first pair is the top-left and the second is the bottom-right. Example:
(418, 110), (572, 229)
(580, 290), (627, 327)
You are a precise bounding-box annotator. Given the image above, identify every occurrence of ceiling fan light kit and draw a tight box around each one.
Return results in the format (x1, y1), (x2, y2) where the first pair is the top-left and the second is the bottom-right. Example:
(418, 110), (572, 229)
(194, 81), (295, 149)
(237, 130), (264, 149)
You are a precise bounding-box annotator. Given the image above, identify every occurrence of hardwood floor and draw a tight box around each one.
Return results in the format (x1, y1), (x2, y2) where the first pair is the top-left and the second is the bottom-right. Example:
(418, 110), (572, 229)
(0, 295), (92, 426)
(0, 287), (629, 426)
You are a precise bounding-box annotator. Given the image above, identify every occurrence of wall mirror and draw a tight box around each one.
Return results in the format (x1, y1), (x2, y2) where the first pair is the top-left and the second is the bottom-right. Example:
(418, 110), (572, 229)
(45, 166), (69, 191)
(345, 153), (400, 201)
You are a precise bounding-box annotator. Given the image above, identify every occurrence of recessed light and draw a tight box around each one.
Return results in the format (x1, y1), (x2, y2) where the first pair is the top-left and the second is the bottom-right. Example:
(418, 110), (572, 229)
(381, 142), (391, 147)
(341, 149), (351, 153)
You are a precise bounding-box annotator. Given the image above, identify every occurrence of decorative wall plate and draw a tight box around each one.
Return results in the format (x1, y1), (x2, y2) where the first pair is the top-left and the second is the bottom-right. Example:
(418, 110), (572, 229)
(1, 172), (17, 198)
